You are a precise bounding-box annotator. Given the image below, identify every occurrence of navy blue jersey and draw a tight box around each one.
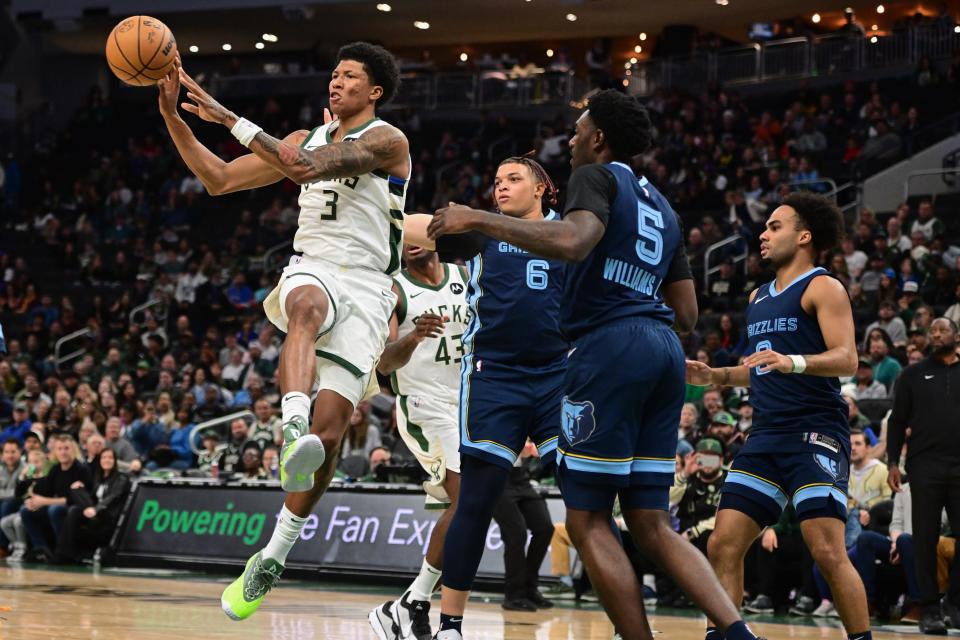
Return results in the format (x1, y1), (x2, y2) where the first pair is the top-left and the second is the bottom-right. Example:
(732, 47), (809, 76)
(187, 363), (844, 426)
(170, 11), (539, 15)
(561, 162), (686, 340)
(462, 211), (568, 367)
(746, 267), (848, 444)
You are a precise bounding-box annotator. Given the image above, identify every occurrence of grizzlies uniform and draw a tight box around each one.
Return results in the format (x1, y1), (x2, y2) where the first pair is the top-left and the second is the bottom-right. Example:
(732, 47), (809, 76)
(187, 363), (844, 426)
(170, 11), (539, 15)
(392, 264), (470, 488)
(720, 267), (850, 526)
(460, 211), (568, 468)
(557, 161), (691, 512)
(262, 118), (407, 406)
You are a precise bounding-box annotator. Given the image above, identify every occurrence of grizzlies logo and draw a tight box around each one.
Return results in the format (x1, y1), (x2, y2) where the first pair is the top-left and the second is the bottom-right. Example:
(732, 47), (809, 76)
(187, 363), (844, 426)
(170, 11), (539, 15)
(450, 282), (464, 295)
(813, 453), (839, 480)
(561, 397), (597, 447)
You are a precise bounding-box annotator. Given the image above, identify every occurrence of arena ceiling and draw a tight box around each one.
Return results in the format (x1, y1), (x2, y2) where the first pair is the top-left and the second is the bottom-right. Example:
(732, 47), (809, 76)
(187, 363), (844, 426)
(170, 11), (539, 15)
(12, 0), (951, 54)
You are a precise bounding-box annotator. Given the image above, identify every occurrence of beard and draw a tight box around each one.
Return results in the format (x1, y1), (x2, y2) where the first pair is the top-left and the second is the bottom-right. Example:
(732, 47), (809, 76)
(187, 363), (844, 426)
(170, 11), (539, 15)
(932, 340), (958, 357)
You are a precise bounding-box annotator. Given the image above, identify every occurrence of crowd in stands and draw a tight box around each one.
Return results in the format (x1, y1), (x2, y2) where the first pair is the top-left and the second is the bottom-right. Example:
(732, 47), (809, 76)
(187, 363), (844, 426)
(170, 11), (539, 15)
(0, 49), (959, 627)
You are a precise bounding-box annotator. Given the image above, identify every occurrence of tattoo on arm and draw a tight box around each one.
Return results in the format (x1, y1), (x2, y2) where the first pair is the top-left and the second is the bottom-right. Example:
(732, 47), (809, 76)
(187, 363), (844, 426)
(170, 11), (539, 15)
(250, 125), (406, 183)
(471, 210), (604, 262)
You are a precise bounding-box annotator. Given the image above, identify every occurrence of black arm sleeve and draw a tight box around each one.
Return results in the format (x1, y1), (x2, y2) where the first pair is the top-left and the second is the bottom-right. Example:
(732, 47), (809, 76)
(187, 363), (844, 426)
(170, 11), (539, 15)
(562, 165), (617, 226)
(436, 231), (488, 263)
(665, 213), (694, 283)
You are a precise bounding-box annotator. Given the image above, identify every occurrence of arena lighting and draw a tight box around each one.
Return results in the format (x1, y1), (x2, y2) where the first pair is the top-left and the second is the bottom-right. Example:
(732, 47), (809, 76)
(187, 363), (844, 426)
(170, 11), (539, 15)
(634, 45), (642, 53)
(413, 21), (430, 29)
(261, 33), (278, 42)
(630, 57), (638, 63)
(812, 12), (821, 23)
(871, 24), (878, 30)
(624, 61), (631, 69)
(876, 4), (885, 13)
(376, 3), (392, 11)
(546, 48), (554, 56)
(955, 25), (960, 33)
(870, 35), (878, 43)
(222, 43), (232, 51)
(255, 42), (265, 49)
(459, 52), (468, 61)
(715, 0), (729, 6)
(566, 13), (577, 21)
(188, 45), (199, 53)
(640, 32), (647, 40)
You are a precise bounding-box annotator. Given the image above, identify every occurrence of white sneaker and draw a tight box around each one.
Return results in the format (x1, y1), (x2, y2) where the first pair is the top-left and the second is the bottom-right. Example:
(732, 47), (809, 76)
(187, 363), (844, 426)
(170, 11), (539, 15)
(8, 542), (26, 562)
(433, 630), (462, 640)
(812, 600), (837, 617)
(368, 600), (398, 640)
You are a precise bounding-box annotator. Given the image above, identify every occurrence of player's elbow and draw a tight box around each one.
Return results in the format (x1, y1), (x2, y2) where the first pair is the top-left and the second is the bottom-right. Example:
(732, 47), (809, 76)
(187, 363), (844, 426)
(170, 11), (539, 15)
(841, 349), (858, 377)
(563, 238), (593, 263)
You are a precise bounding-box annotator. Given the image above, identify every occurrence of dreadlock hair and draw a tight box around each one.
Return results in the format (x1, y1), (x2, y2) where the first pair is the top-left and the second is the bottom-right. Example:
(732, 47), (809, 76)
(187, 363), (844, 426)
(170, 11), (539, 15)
(336, 42), (401, 105)
(498, 153), (558, 206)
(781, 191), (845, 255)
(585, 89), (653, 160)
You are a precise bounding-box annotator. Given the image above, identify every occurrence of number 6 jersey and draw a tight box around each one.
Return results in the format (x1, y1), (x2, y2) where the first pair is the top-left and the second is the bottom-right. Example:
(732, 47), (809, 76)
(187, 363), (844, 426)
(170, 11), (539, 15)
(392, 264), (471, 404)
(296, 118), (407, 275)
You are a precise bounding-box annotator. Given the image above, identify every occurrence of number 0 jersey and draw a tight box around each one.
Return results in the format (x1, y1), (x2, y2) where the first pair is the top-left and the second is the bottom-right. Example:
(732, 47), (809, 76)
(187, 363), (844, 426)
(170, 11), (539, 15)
(296, 118), (407, 275)
(746, 267), (848, 445)
(392, 264), (471, 404)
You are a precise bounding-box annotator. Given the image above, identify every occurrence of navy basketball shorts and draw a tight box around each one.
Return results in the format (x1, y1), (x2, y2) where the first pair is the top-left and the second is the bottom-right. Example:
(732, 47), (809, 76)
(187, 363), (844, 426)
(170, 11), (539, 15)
(719, 431), (850, 527)
(458, 354), (564, 470)
(556, 318), (685, 513)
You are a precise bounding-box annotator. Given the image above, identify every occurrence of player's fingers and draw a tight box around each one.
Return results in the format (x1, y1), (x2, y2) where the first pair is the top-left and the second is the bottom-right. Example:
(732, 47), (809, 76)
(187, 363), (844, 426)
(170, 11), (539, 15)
(181, 103), (199, 114)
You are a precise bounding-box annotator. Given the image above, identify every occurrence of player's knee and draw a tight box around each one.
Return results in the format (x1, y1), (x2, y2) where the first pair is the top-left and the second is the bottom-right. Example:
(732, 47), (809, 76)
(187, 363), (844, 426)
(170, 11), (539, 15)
(286, 288), (328, 331)
(706, 527), (742, 564)
(806, 538), (847, 570)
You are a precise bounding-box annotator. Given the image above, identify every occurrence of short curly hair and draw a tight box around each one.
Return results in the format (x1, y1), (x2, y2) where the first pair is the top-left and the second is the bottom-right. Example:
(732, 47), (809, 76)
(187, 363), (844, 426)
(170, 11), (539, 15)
(336, 42), (401, 106)
(586, 89), (653, 159)
(782, 192), (845, 254)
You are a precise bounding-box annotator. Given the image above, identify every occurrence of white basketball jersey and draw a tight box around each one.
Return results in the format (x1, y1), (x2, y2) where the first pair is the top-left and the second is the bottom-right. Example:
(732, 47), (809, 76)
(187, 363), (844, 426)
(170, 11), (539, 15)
(295, 118), (407, 275)
(392, 264), (471, 404)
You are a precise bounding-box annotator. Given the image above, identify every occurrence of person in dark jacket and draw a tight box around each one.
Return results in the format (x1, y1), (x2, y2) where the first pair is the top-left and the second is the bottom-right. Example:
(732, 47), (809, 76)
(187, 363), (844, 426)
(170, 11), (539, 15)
(887, 317), (960, 634)
(19, 433), (92, 561)
(492, 441), (555, 611)
(53, 447), (130, 563)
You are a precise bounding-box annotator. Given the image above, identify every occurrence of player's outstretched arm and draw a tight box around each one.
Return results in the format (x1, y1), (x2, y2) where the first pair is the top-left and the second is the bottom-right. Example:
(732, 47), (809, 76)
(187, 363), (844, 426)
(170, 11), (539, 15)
(741, 276), (858, 377)
(685, 360), (751, 388)
(427, 205), (603, 262)
(158, 62), (294, 195)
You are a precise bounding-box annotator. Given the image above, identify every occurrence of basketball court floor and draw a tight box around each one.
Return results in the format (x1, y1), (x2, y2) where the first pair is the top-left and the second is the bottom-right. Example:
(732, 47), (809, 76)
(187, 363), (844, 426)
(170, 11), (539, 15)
(0, 565), (948, 638)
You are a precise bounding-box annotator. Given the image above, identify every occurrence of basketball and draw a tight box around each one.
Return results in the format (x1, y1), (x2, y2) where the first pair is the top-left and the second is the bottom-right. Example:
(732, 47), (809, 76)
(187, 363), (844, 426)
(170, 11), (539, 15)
(105, 15), (177, 86)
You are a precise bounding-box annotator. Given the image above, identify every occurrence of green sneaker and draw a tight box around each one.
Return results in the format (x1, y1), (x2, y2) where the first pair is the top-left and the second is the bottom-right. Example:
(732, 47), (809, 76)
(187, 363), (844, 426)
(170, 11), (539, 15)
(221, 551), (284, 621)
(279, 416), (325, 492)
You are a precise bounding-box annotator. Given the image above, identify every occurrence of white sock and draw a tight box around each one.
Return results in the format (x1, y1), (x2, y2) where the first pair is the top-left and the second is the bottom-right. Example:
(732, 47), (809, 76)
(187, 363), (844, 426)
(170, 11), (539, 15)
(262, 505), (307, 565)
(281, 392), (311, 434)
(408, 559), (442, 602)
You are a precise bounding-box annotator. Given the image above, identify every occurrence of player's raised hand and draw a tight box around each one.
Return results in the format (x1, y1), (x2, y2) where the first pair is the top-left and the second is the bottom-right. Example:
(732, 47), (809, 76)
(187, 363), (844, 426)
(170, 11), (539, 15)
(156, 55), (181, 118)
(742, 348), (794, 374)
(428, 203), (478, 239)
(684, 359), (714, 386)
(411, 313), (446, 343)
(178, 68), (235, 126)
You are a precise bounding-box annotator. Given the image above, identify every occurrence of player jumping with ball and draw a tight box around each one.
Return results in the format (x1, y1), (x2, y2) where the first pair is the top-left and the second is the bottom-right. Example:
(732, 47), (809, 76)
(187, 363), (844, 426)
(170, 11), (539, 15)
(157, 42), (436, 621)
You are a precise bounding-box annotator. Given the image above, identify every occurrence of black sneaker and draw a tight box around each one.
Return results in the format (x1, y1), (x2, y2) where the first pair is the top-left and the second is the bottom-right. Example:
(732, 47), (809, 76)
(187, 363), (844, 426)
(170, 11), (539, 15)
(919, 609), (948, 635)
(391, 592), (432, 640)
(942, 597), (960, 628)
(744, 594), (774, 614)
(527, 591), (554, 609)
(501, 597), (537, 611)
(789, 595), (817, 615)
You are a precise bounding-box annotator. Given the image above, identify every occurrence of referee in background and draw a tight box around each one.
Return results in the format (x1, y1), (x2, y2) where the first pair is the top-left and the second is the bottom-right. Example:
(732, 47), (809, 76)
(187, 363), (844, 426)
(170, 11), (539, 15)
(887, 317), (960, 634)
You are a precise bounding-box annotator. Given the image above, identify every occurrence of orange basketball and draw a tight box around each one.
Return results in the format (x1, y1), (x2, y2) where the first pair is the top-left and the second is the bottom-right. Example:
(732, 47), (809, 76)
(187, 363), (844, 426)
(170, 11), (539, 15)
(105, 16), (177, 86)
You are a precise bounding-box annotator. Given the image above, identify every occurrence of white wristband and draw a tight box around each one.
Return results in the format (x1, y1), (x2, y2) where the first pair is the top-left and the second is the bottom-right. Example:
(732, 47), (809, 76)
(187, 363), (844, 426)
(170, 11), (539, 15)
(230, 117), (263, 147)
(788, 354), (807, 374)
